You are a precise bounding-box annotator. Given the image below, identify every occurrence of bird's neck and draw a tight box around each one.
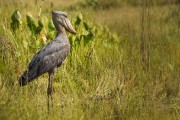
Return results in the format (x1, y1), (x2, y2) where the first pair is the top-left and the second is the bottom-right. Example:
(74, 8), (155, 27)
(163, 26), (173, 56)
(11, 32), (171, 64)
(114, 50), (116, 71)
(56, 27), (67, 36)
(52, 18), (69, 43)
(56, 30), (69, 43)
(55, 24), (66, 34)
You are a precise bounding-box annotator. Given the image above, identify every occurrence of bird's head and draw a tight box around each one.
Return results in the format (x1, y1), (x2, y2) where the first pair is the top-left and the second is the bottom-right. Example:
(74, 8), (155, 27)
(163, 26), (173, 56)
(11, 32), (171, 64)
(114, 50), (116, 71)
(52, 11), (76, 34)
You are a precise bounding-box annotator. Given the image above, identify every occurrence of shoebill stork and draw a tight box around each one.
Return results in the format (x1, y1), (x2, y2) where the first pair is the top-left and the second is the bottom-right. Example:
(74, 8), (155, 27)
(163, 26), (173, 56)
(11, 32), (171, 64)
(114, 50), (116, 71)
(19, 11), (76, 105)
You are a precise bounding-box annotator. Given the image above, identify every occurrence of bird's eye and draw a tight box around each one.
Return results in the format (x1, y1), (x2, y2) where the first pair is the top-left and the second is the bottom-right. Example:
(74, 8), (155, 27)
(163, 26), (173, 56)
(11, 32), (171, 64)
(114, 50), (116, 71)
(64, 15), (68, 18)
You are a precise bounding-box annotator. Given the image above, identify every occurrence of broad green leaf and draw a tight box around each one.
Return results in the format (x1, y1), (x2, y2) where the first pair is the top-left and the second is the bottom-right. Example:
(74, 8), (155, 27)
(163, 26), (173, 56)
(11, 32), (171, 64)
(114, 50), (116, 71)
(75, 13), (83, 25)
(47, 31), (56, 40)
(35, 26), (43, 35)
(11, 10), (22, 32)
(35, 19), (44, 35)
(48, 20), (55, 31)
(83, 21), (90, 30)
(38, 19), (43, 27)
(26, 14), (36, 34)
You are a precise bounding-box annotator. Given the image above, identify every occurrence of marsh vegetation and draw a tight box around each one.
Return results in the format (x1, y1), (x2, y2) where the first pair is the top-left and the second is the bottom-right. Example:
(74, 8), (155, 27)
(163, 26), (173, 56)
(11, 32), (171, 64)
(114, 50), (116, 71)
(0, 0), (179, 119)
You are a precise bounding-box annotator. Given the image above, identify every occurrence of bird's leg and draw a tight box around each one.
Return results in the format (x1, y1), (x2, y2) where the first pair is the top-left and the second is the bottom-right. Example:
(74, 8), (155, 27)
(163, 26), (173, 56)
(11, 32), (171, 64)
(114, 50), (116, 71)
(47, 72), (54, 112)
(47, 68), (57, 112)
(47, 73), (54, 96)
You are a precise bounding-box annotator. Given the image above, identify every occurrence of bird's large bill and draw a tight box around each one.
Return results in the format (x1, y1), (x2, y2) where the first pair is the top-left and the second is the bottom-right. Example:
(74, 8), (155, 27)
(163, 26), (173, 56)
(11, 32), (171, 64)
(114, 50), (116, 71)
(64, 18), (76, 34)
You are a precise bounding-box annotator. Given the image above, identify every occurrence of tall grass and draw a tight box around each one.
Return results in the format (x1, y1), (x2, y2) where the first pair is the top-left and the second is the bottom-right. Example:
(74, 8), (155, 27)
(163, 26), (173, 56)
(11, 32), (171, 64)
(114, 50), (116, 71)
(0, 0), (180, 120)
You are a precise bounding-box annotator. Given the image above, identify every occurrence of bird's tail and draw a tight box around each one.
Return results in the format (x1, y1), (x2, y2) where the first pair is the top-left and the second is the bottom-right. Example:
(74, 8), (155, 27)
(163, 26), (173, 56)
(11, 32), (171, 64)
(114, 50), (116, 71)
(19, 70), (29, 86)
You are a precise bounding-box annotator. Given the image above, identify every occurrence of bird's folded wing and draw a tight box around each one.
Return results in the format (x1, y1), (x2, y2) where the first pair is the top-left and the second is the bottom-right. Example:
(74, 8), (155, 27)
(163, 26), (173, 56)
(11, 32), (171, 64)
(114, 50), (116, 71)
(28, 41), (70, 70)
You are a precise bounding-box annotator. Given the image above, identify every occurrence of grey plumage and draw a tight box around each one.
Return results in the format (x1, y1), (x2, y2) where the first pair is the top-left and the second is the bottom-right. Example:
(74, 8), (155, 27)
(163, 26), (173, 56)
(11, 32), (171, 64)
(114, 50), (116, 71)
(19, 33), (70, 85)
(19, 11), (76, 92)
